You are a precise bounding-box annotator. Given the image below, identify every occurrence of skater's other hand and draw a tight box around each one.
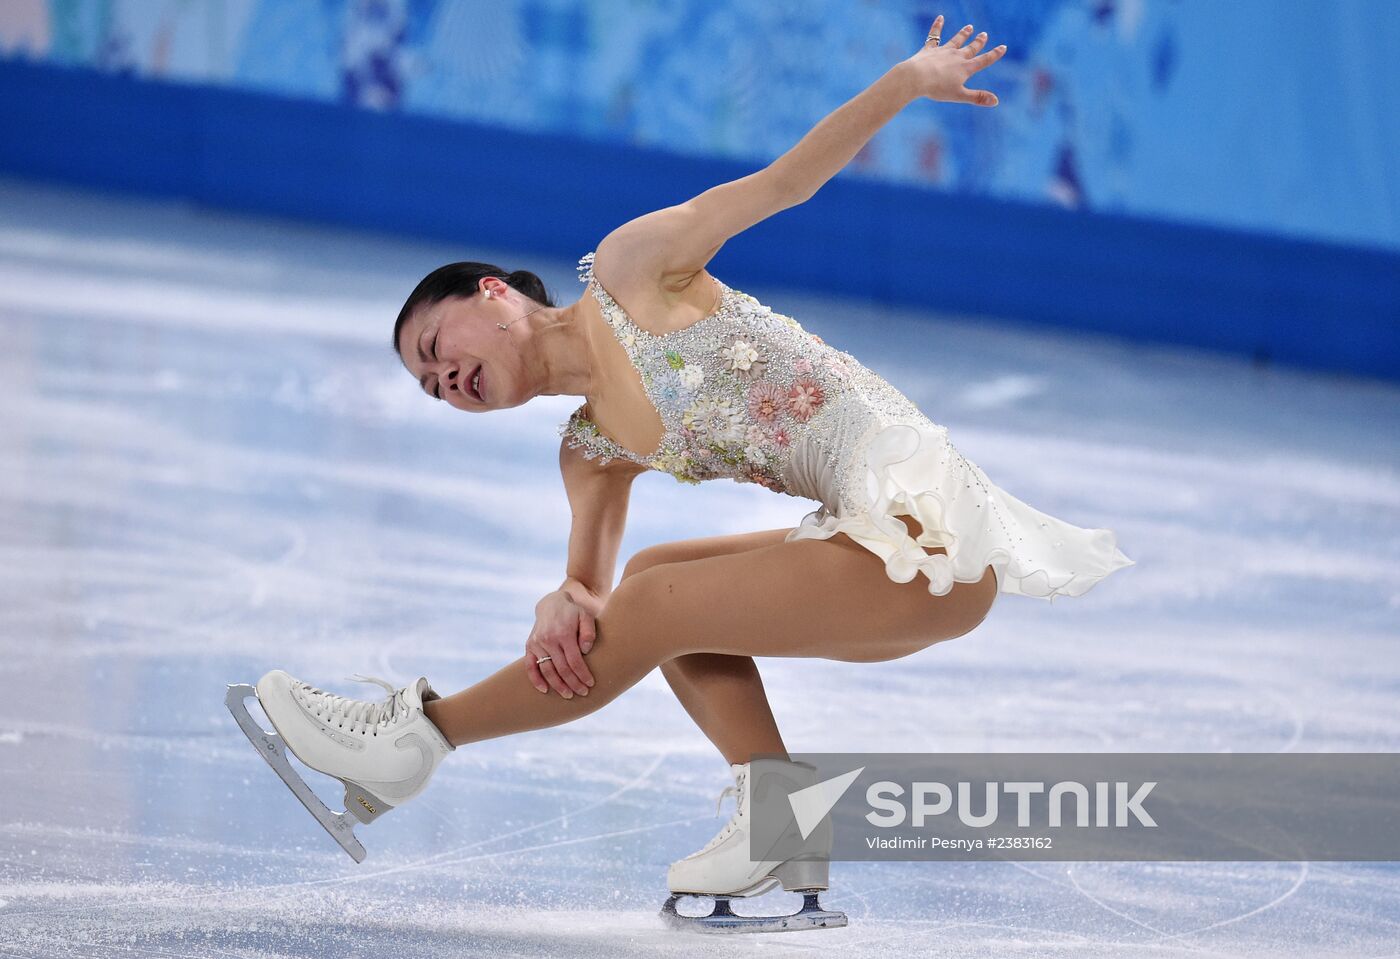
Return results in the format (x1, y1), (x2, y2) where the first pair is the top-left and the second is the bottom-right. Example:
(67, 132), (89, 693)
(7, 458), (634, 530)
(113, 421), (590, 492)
(897, 14), (1005, 107)
(527, 591), (596, 698)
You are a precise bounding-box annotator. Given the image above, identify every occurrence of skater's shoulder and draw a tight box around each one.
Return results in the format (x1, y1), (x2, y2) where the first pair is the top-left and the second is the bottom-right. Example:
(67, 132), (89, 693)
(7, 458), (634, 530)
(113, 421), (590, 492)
(581, 237), (725, 339)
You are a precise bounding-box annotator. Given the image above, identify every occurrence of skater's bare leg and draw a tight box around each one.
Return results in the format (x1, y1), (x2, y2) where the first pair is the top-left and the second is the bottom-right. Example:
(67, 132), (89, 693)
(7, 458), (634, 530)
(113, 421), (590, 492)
(660, 654), (787, 765)
(424, 528), (796, 755)
(423, 518), (997, 748)
(623, 530), (793, 765)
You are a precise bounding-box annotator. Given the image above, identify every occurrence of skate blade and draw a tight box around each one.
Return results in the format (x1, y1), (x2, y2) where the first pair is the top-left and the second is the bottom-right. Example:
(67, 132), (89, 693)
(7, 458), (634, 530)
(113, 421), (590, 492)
(225, 683), (368, 863)
(660, 892), (847, 934)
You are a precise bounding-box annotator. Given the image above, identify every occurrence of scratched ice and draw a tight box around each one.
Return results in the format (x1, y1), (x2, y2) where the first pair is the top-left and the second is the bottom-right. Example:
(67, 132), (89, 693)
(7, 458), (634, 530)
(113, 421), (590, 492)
(0, 178), (1397, 958)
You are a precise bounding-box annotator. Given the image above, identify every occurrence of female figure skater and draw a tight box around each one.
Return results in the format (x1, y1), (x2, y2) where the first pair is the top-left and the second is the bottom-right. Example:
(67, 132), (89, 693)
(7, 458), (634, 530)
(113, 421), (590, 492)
(230, 17), (1133, 933)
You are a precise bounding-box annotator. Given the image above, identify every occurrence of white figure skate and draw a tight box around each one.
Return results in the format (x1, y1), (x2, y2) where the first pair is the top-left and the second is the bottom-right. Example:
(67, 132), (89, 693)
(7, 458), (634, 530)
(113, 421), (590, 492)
(661, 757), (846, 933)
(225, 669), (454, 862)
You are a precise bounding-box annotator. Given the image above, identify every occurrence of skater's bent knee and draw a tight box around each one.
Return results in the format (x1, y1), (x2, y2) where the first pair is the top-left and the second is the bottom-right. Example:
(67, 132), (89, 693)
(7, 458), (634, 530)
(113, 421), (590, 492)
(596, 566), (680, 638)
(597, 568), (655, 620)
(620, 543), (683, 582)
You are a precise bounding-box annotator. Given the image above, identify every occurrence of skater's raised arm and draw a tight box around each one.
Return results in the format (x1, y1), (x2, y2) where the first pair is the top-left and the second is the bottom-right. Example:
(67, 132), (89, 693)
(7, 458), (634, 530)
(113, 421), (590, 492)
(595, 17), (1006, 286)
(595, 169), (803, 291)
(768, 17), (1005, 203)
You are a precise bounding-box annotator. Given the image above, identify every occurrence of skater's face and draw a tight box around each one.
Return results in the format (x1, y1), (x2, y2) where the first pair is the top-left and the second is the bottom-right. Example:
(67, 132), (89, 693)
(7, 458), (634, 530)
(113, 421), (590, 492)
(396, 277), (525, 413)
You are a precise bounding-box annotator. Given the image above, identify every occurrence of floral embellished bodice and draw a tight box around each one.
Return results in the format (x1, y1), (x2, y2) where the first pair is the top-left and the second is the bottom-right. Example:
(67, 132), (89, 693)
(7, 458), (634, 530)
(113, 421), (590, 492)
(558, 250), (943, 517)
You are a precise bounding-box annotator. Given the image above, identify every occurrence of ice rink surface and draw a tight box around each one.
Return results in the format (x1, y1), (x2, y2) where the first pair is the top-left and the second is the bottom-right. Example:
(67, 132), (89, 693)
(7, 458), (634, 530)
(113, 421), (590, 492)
(1, 178), (1397, 957)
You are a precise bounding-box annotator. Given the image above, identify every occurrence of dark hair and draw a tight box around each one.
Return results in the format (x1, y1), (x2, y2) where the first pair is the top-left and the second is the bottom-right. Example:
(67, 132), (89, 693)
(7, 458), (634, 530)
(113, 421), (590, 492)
(392, 262), (556, 355)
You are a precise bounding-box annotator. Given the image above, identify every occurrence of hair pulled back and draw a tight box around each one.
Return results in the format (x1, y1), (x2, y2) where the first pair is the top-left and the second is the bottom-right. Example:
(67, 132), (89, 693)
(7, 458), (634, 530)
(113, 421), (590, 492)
(392, 262), (555, 353)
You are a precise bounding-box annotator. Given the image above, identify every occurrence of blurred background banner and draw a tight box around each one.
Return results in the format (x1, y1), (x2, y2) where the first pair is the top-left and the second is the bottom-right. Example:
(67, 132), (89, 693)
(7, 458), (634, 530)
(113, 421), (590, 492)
(2, 0), (1397, 381)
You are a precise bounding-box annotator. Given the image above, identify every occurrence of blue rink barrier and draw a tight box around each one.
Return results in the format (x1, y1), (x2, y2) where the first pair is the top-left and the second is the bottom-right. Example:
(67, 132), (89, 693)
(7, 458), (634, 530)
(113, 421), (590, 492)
(2, 58), (1396, 383)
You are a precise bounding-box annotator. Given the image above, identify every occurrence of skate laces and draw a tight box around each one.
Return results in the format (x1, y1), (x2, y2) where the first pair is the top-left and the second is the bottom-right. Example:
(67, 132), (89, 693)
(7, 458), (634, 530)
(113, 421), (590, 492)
(296, 674), (409, 736)
(694, 773), (746, 856)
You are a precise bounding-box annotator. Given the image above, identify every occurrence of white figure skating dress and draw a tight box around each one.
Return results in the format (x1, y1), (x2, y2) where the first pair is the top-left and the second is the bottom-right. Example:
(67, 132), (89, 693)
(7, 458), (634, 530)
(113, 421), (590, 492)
(561, 251), (1134, 606)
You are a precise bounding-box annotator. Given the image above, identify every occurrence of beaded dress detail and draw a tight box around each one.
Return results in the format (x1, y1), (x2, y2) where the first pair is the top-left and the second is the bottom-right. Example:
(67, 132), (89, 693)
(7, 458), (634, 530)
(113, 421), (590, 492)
(559, 250), (1134, 602)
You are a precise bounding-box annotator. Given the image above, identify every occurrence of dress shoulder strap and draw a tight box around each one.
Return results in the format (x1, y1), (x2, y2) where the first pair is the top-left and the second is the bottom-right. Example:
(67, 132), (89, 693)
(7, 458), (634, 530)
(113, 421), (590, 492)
(557, 400), (651, 468)
(576, 250), (597, 286)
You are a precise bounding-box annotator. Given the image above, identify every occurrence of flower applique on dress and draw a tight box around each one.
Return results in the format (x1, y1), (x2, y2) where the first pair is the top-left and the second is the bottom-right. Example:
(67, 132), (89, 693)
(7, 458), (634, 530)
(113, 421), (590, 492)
(558, 249), (1135, 604)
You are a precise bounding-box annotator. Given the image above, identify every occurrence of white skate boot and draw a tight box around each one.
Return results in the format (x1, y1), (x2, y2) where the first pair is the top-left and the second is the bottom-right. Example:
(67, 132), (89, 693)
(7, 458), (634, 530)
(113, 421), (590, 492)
(225, 669), (455, 862)
(661, 757), (845, 933)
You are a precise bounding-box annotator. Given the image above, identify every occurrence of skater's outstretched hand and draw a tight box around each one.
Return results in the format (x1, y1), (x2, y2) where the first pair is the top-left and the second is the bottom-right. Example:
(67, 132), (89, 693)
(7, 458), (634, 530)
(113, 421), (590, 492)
(898, 14), (1006, 107)
(527, 590), (597, 698)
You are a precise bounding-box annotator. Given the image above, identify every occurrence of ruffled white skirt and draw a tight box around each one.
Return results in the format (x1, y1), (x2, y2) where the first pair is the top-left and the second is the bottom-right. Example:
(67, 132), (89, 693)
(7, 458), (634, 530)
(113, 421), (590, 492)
(782, 419), (1134, 606)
